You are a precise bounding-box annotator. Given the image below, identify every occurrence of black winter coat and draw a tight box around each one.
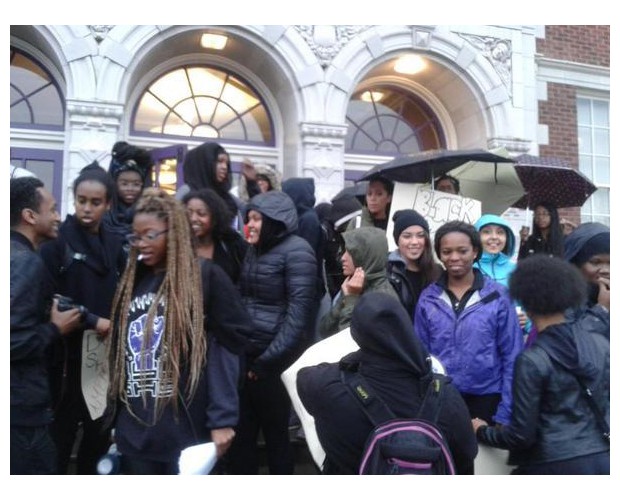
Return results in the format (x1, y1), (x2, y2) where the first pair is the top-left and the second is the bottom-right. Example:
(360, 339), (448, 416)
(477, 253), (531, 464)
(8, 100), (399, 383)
(10, 231), (60, 426)
(477, 321), (610, 469)
(239, 191), (317, 376)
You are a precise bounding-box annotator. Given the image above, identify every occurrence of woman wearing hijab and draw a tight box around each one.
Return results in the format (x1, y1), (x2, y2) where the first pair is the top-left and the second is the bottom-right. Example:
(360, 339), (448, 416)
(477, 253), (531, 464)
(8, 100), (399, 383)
(298, 292), (478, 474)
(473, 255), (609, 474)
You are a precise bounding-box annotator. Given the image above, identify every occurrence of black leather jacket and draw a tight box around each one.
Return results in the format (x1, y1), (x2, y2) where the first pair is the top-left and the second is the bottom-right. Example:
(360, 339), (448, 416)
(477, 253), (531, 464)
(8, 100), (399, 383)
(10, 231), (60, 426)
(477, 321), (610, 466)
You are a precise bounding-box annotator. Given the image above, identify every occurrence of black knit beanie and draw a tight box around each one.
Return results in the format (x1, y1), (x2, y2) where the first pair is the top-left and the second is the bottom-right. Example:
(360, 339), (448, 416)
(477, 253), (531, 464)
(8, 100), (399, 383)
(392, 209), (430, 243)
(571, 232), (610, 266)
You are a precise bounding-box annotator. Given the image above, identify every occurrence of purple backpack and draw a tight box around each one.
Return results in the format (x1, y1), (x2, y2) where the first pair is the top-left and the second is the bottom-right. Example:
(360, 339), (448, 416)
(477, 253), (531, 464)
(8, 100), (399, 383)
(341, 366), (456, 475)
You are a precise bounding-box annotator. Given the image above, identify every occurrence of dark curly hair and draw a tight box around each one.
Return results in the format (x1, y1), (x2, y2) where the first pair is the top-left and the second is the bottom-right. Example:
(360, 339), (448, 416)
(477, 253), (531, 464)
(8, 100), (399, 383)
(433, 220), (482, 262)
(181, 188), (237, 242)
(72, 162), (116, 202)
(10, 177), (44, 227)
(509, 254), (587, 315)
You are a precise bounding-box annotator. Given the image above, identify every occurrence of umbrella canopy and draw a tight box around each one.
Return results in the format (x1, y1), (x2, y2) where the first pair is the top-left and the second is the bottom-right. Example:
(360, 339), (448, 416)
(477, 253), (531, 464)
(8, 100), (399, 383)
(358, 148), (514, 184)
(332, 180), (368, 203)
(511, 154), (597, 209)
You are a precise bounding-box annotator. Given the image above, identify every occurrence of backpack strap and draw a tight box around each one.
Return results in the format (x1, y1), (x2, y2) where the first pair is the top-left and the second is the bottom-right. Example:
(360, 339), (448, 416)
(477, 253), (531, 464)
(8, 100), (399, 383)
(59, 241), (87, 274)
(415, 376), (445, 425)
(340, 364), (395, 426)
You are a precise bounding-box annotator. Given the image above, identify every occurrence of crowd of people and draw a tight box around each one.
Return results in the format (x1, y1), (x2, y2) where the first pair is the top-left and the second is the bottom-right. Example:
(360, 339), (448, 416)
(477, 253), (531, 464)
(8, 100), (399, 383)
(10, 140), (610, 475)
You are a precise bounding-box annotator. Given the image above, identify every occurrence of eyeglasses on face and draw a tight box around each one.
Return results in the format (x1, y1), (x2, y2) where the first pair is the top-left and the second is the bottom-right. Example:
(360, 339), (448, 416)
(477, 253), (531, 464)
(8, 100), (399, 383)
(126, 229), (168, 246)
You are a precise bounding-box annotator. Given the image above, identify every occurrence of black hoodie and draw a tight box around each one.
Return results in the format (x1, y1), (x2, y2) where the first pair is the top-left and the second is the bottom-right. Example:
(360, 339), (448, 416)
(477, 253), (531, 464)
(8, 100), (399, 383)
(298, 292), (478, 474)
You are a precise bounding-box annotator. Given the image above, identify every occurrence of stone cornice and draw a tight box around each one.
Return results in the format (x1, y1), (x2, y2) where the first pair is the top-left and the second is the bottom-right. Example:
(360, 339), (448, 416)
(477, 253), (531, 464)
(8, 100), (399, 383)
(66, 101), (124, 119)
(536, 56), (610, 91)
(300, 122), (348, 138)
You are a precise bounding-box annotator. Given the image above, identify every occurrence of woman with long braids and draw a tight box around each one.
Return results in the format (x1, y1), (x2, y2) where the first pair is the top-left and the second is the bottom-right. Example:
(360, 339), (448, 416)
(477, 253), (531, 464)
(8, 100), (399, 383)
(107, 188), (252, 474)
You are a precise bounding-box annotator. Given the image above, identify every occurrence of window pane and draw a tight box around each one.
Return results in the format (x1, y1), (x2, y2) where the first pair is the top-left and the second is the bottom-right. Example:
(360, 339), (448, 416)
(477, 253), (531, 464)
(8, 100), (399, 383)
(30, 86), (64, 126)
(25, 159), (55, 192)
(592, 189), (609, 214)
(576, 98), (591, 125)
(132, 65), (272, 144)
(594, 156), (610, 185)
(579, 155), (593, 180)
(578, 126), (592, 154)
(594, 128), (609, 155)
(592, 100), (609, 127)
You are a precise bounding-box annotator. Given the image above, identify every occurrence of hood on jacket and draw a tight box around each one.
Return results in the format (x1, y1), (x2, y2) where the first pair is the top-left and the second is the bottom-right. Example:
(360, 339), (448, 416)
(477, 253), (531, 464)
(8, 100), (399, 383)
(238, 164), (281, 201)
(244, 190), (298, 235)
(563, 222), (610, 265)
(349, 292), (432, 377)
(183, 142), (231, 193)
(281, 177), (316, 213)
(342, 227), (389, 282)
(474, 213), (516, 258)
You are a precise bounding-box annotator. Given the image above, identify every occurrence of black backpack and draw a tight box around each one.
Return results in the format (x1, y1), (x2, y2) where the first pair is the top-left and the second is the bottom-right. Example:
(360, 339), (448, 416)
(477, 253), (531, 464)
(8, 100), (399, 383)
(340, 363), (456, 475)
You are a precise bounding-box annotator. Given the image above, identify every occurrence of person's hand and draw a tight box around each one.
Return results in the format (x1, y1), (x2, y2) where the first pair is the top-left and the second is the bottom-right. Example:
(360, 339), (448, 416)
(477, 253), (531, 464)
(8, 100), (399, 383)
(247, 370), (258, 382)
(342, 267), (365, 296)
(211, 427), (235, 458)
(241, 158), (257, 181)
(95, 317), (111, 337)
(517, 310), (529, 329)
(519, 225), (530, 242)
(50, 298), (82, 335)
(597, 277), (610, 310)
(471, 417), (488, 433)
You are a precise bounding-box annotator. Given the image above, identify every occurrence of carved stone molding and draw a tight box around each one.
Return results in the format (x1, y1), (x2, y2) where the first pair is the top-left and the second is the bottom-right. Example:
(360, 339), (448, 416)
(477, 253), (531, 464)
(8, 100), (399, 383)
(67, 101), (124, 119)
(458, 33), (513, 96)
(300, 122), (348, 139)
(295, 25), (371, 68)
(88, 25), (114, 43)
(488, 136), (531, 154)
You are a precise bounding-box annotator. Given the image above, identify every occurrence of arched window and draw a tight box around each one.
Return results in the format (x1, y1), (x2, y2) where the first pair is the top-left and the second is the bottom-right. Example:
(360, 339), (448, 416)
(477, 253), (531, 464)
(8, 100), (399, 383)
(346, 86), (445, 155)
(10, 47), (64, 129)
(132, 65), (274, 145)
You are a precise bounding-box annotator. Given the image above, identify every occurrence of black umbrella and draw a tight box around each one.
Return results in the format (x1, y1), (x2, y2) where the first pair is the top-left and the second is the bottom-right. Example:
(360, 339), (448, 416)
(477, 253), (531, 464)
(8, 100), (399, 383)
(332, 180), (368, 203)
(511, 154), (597, 209)
(358, 148), (514, 184)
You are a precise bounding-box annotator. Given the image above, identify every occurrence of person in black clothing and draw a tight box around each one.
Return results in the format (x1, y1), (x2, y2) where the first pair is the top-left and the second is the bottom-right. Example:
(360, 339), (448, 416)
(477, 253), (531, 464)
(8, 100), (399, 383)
(433, 174), (461, 194)
(103, 141), (152, 241)
(387, 209), (441, 318)
(176, 141), (244, 232)
(10, 177), (82, 474)
(39, 166), (127, 474)
(298, 292), (478, 474)
(473, 255), (609, 474)
(226, 190), (317, 475)
(107, 188), (253, 474)
(518, 202), (564, 259)
(182, 188), (249, 284)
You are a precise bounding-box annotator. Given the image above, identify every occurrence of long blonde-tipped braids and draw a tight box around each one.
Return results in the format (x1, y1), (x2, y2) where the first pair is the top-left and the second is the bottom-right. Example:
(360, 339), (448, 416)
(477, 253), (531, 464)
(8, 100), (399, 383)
(108, 187), (206, 423)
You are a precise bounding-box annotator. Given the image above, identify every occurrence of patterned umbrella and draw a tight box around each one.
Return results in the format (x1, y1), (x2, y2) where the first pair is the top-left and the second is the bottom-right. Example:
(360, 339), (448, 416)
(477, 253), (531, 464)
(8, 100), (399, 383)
(512, 154), (598, 209)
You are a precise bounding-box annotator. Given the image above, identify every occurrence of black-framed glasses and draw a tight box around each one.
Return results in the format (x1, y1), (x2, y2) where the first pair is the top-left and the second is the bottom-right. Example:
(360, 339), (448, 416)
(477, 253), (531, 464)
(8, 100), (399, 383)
(126, 229), (168, 246)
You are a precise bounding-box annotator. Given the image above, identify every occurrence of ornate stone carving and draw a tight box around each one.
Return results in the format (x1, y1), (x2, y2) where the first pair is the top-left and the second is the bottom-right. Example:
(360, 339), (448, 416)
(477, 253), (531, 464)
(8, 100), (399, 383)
(88, 25), (114, 43)
(458, 33), (513, 95)
(295, 25), (371, 68)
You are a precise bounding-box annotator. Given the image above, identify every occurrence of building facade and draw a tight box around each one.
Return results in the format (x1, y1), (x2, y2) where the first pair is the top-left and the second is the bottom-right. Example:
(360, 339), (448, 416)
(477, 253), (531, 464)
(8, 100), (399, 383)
(10, 25), (610, 225)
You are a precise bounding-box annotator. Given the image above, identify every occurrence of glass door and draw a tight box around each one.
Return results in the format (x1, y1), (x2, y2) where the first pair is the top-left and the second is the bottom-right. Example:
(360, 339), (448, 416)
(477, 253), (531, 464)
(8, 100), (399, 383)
(149, 144), (187, 196)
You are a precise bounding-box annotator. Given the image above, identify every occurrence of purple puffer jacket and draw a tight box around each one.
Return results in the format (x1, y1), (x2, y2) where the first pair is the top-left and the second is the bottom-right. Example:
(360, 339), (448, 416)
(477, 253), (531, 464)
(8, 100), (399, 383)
(414, 275), (523, 424)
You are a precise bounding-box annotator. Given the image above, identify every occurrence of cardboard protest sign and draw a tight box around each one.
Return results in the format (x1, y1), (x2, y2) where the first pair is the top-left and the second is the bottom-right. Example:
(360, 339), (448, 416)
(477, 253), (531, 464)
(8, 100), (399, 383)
(81, 329), (110, 420)
(386, 183), (481, 251)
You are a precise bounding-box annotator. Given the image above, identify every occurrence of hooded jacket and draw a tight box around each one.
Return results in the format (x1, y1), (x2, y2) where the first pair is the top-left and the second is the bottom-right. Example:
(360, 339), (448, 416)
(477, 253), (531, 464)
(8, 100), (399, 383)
(237, 164), (281, 202)
(319, 227), (400, 337)
(238, 191), (318, 376)
(414, 270), (523, 425)
(477, 321), (610, 469)
(178, 142), (241, 225)
(473, 214), (516, 288)
(298, 292), (478, 474)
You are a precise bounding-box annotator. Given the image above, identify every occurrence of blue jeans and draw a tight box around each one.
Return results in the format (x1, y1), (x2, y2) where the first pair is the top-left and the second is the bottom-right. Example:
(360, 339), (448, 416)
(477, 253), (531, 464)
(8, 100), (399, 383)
(11, 425), (57, 474)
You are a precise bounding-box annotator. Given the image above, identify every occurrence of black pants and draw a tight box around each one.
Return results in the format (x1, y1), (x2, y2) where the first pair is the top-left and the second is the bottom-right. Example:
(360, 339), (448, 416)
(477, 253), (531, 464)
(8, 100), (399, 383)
(226, 374), (294, 474)
(461, 393), (501, 424)
(512, 451), (610, 475)
(11, 425), (57, 475)
(50, 360), (111, 474)
(121, 455), (179, 475)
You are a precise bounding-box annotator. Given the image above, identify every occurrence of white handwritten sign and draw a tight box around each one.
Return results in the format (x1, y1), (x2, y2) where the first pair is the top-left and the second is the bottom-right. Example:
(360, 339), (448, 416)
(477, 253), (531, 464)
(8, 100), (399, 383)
(81, 329), (110, 420)
(386, 183), (481, 251)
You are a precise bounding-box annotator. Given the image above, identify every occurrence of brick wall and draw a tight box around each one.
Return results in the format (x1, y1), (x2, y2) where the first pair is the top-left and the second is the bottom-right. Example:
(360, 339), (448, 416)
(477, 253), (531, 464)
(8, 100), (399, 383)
(537, 25), (610, 67)
(536, 26), (609, 224)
